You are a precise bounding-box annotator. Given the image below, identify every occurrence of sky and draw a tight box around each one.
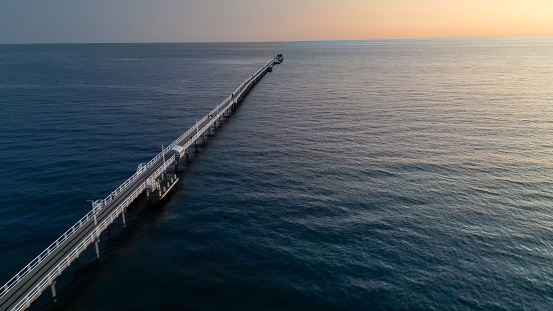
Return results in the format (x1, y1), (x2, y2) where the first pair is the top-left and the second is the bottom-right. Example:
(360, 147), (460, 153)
(1, 0), (552, 44)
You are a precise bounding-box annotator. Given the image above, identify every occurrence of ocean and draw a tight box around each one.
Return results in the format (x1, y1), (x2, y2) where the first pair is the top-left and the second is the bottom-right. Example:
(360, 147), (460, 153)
(1, 38), (553, 310)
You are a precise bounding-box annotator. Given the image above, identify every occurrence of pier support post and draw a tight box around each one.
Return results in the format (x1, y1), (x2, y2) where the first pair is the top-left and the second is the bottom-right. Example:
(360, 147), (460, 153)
(93, 211), (100, 259)
(122, 210), (126, 228)
(50, 281), (57, 302)
(94, 240), (100, 259)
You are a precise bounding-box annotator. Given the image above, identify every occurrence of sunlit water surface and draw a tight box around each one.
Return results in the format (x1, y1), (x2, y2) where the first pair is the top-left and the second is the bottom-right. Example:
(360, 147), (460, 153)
(1, 38), (553, 310)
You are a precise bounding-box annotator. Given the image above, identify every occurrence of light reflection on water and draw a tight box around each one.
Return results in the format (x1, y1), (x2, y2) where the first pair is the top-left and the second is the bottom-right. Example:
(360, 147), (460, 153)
(0, 38), (552, 310)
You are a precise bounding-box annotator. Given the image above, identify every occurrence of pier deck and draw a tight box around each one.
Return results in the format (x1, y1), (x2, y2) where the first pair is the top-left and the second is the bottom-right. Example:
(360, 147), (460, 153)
(0, 56), (280, 311)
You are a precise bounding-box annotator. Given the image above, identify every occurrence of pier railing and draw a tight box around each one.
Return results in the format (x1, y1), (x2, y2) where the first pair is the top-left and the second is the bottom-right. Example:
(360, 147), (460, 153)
(0, 205), (101, 300)
(0, 56), (276, 310)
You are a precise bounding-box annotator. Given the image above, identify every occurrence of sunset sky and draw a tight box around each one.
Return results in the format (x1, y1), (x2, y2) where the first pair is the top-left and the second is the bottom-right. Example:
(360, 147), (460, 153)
(1, 0), (552, 43)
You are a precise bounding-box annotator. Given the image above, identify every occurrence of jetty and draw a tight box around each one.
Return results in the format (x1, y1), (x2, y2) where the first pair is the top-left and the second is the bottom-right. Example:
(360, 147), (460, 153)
(0, 55), (282, 311)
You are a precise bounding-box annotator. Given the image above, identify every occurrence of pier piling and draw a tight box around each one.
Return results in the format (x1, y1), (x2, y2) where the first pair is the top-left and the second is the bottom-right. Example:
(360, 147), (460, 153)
(50, 281), (57, 303)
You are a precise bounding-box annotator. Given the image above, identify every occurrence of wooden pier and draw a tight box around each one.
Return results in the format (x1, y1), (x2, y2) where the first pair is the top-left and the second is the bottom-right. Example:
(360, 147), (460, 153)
(0, 55), (282, 311)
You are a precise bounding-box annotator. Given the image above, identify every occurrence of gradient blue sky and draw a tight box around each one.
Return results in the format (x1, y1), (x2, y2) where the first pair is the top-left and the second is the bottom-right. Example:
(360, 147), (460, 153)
(1, 0), (552, 44)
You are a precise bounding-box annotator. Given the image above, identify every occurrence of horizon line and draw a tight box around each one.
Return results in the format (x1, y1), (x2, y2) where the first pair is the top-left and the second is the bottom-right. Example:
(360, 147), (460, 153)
(1, 35), (552, 46)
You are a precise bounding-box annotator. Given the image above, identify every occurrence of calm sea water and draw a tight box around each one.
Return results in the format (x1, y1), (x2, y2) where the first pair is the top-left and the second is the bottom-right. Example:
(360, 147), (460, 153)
(1, 38), (553, 310)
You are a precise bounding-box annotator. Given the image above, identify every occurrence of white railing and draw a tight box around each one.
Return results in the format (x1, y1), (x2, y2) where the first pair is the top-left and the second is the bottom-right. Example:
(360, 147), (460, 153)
(0, 204), (101, 300)
(0, 57), (275, 310)
(11, 155), (178, 311)
(11, 180), (148, 311)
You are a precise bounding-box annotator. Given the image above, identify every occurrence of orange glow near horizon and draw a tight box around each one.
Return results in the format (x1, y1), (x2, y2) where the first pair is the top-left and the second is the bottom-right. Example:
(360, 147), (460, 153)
(262, 0), (553, 41)
(2, 0), (552, 44)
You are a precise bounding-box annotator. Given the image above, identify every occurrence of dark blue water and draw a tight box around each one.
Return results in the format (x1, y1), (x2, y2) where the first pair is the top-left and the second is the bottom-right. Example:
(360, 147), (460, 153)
(1, 38), (553, 310)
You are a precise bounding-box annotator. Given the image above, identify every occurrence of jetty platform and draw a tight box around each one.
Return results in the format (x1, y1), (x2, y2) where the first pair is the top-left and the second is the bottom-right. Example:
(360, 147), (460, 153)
(0, 55), (281, 311)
